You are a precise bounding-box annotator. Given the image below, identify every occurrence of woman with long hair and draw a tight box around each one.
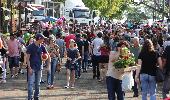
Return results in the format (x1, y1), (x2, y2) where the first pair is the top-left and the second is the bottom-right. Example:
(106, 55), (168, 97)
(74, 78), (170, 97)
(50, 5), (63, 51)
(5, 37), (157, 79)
(65, 39), (81, 88)
(46, 37), (60, 89)
(135, 39), (162, 100)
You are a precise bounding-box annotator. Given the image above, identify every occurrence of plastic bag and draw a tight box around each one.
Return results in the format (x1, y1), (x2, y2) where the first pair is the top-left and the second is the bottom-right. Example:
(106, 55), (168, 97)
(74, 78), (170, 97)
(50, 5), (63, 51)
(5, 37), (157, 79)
(122, 71), (134, 91)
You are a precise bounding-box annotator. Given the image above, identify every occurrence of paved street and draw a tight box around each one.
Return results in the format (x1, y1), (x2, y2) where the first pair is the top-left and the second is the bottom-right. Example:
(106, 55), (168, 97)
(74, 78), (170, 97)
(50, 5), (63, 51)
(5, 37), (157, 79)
(0, 67), (164, 100)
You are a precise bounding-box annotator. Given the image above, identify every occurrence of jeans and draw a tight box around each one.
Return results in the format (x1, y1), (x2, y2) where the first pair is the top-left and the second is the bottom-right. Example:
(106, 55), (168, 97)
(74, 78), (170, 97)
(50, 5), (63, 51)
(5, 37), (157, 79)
(47, 57), (58, 85)
(92, 55), (100, 78)
(106, 76), (124, 100)
(2, 58), (6, 80)
(28, 70), (41, 100)
(162, 72), (170, 99)
(82, 51), (89, 71)
(140, 74), (156, 100)
(132, 70), (138, 96)
(75, 59), (81, 78)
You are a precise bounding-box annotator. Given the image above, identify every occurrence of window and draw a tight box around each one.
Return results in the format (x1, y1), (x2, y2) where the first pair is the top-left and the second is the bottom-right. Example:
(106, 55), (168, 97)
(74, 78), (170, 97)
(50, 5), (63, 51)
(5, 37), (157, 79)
(32, 9), (44, 16)
(73, 10), (90, 18)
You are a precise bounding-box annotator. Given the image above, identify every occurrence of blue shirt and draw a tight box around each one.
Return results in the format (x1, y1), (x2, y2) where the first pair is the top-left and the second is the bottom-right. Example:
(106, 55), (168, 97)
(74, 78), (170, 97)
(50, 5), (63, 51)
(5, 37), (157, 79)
(26, 43), (47, 71)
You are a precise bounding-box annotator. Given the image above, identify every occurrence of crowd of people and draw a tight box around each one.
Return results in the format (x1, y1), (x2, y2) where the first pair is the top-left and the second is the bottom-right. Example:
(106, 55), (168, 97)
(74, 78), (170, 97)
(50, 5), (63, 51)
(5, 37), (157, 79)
(0, 20), (170, 100)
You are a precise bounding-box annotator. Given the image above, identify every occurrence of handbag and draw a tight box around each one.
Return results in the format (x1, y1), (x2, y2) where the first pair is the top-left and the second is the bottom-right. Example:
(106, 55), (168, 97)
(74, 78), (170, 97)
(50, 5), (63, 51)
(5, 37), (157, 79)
(56, 63), (61, 72)
(122, 71), (134, 91)
(156, 67), (165, 82)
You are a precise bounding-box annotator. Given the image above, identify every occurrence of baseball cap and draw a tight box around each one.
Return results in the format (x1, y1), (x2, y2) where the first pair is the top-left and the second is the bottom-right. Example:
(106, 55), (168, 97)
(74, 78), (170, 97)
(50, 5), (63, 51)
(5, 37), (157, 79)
(35, 33), (46, 40)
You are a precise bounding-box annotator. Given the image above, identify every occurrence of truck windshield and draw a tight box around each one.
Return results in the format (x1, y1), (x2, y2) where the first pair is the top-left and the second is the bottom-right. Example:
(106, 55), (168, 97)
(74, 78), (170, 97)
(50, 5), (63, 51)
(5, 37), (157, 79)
(32, 9), (44, 16)
(73, 10), (90, 18)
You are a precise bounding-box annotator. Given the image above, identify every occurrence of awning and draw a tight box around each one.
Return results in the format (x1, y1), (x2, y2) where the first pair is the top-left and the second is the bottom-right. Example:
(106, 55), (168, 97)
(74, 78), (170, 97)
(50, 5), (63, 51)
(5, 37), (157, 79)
(27, 5), (39, 11)
(25, 7), (33, 11)
(1, 7), (11, 12)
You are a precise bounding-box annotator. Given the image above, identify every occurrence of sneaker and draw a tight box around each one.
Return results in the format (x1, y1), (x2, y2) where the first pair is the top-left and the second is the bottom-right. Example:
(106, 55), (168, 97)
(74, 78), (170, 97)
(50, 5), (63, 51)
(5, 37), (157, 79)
(50, 85), (54, 89)
(46, 85), (51, 89)
(98, 79), (102, 82)
(15, 74), (18, 78)
(40, 80), (45, 84)
(0, 80), (6, 83)
(70, 86), (75, 89)
(11, 75), (15, 78)
(64, 86), (69, 89)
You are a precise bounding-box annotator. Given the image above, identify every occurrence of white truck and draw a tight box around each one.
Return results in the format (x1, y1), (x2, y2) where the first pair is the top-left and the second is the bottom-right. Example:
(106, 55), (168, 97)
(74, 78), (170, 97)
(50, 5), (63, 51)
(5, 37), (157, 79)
(64, 0), (91, 25)
(27, 4), (46, 21)
(42, 0), (100, 25)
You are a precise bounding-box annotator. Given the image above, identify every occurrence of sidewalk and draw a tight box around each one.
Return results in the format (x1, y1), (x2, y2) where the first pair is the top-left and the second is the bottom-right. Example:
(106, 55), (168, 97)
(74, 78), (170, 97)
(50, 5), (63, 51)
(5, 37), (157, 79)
(0, 67), (163, 100)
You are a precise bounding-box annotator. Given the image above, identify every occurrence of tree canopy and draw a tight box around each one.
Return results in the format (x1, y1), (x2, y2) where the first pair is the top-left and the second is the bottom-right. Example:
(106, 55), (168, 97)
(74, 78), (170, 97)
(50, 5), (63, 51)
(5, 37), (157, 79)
(82, 0), (131, 18)
(126, 6), (150, 23)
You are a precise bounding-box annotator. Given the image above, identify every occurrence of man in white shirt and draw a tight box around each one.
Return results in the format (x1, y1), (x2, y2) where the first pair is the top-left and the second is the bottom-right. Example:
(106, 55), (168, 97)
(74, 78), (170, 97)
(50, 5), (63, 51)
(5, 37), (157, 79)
(163, 36), (170, 50)
(91, 32), (104, 79)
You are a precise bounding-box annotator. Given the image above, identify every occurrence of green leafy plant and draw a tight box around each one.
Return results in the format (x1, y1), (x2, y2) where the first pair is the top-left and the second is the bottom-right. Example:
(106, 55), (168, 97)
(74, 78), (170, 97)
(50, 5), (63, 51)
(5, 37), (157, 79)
(113, 47), (135, 69)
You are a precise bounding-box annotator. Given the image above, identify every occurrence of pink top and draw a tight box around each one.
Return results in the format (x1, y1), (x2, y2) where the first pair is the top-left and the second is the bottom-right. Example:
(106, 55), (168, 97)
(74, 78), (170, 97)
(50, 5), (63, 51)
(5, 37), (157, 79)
(7, 39), (20, 57)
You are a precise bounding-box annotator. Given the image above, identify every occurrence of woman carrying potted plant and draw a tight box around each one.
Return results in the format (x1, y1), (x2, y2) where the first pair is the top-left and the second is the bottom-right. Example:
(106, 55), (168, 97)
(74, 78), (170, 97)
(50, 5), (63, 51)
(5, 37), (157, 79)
(106, 41), (131, 100)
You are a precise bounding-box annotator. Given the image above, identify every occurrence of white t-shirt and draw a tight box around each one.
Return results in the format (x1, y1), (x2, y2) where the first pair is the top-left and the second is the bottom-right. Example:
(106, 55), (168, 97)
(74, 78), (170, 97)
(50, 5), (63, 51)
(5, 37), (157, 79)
(163, 41), (170, 49)
(92, 37), (103, 56)
(106, 51), (124, 80)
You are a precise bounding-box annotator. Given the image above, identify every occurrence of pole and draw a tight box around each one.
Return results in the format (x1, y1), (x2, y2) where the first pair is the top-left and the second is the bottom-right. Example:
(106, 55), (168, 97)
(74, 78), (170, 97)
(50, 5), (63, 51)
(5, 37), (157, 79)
(25, 1), (27, 28)
(168, 0), (170, 34)
(0, 0), (2, 32)
(10, 0), (13, 33)
(162, 0), (165, 20)
(18, 2), (21, 30)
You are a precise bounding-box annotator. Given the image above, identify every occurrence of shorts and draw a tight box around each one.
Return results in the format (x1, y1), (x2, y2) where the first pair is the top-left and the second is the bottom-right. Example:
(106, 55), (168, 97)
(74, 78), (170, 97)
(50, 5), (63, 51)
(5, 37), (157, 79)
(65, 60), (77, 71)
(8, 56), (20, 69)
(98, 55), (109, 63)
(20, 52), (24, 63)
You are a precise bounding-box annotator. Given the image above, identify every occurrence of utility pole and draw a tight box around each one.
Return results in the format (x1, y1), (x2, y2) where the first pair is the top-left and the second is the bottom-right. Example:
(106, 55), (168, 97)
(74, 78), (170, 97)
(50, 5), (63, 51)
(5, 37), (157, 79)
(25, 1), (27, 27)
(10, 0), (13, 33)
(0, 0), (2, 32)
(18, 2), (21, 30)
(168, 0), (170, 34)
(162, 0), (165, 20)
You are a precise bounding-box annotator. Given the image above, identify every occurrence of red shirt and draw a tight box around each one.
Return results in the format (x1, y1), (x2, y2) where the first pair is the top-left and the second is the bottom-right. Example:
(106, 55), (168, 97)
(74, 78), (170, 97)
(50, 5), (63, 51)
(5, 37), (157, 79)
(100, 47), (109, 56)
(88, 33), (96, 39)
(64, 34), (76, 48)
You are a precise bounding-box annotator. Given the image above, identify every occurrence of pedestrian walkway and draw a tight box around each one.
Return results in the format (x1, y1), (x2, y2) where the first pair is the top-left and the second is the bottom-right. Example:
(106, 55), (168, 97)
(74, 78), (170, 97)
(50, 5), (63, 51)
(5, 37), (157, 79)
(0, 67), (163, 100)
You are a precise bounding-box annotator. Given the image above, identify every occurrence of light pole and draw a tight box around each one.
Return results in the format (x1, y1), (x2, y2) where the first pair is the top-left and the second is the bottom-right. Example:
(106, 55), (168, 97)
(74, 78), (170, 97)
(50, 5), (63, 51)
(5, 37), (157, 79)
(0, 0), (2, 32)
(25, 1), (27, 27)
(18, 2), (21, 30)
(168, 0), (170, 34)
(10, 0), (13, 33)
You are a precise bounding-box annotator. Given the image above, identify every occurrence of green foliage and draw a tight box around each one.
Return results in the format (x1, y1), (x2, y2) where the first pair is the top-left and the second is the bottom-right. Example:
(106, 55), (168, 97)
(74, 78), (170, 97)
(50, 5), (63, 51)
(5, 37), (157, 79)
(82, 0), (131, 18)
(113, 47), (135, 69)
(126, 7), (150, 23)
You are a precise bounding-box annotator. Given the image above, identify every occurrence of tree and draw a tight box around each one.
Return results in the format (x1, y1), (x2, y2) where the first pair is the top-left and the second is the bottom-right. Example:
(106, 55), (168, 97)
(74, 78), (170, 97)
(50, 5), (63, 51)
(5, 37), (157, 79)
(126, 7), (150, 23)
(82, 0), (131, 18)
